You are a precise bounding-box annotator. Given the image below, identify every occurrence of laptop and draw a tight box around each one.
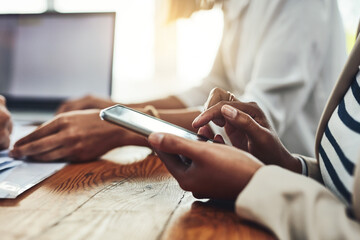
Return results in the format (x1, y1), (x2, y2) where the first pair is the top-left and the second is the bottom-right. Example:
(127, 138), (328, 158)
(0, 12), (116, 123)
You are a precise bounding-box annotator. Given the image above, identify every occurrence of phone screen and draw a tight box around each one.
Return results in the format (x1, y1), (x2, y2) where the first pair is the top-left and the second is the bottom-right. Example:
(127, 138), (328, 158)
(100, 105), (209, 142)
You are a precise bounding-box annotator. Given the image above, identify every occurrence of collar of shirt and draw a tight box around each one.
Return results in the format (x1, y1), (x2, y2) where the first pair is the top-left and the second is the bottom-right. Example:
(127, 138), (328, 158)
(222, 0), (250, 20)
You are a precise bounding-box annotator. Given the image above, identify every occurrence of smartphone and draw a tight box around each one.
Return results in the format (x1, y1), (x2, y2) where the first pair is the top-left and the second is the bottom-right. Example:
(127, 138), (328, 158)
(100, 105), (211, 142)
(100, 105), (212, 166)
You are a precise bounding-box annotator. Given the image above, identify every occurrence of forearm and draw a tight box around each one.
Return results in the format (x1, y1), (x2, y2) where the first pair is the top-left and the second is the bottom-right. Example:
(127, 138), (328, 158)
(236, 166), (360, 239)
(157, 108), (201, 132)
(126, 96), (187, 110)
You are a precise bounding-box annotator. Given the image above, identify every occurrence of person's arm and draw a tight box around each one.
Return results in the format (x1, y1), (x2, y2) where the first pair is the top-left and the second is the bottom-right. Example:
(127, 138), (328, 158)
(129, 97), (201, 131)
(134, 103), (203, 131)
(10, 106), (200, 162)
(156, 108), (200, 131)
(148, 132), (360, 239)
(10, 96), (201, 162)
(0, 95), (12, 150)
(127, 96), (186, 110)
(56, 95), (188, 114)
(10, 110), (149, 162)
(57, 94), (198, 130)
(235, 164), (360, 239)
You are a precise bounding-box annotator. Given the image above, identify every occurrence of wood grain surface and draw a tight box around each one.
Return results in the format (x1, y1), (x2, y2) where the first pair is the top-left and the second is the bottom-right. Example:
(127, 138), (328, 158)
(0, 148), (275, 240)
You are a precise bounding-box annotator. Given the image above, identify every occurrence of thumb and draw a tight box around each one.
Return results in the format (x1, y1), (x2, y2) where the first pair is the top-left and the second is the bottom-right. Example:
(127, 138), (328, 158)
(203, 87), (229, 110)
(221, 105), (266, 141)
(148, 133), (199, 181)
(148, 133), (200, 158)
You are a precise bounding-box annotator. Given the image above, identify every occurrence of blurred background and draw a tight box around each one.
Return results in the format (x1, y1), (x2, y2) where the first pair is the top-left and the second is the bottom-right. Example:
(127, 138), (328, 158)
(0, 0), (359, 103)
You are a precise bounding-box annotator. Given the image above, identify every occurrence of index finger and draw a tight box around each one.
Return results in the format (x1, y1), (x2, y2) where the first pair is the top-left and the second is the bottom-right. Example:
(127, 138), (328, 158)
(149, 133), (208, 180)
(203, 88), (229, 110)
(11, 133), (65, 158)
(192, 102), (228, 129)
(193, 101), (260, 129)
(14, 118), (61, 147)
(153, 150), (188, 180)
(56, 102), (73, 114)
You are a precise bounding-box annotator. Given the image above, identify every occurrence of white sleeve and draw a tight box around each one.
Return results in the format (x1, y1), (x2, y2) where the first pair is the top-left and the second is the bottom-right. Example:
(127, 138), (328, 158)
(236, 166), (360, 240)
(239, 0), (332, 134)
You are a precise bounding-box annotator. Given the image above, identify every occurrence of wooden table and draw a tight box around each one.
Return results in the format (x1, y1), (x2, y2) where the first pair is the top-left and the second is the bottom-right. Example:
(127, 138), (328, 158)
(0, 146), (275, 240)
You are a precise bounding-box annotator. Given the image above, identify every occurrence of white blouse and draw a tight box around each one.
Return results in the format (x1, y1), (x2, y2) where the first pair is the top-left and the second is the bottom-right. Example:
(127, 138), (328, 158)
(176, 0), (347, 156)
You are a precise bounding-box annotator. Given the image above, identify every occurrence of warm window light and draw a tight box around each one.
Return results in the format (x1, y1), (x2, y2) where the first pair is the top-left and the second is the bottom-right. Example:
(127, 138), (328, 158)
(112, 2), (155, 82)
(0, 0), (46, 13)
(176, 8), (223, 86)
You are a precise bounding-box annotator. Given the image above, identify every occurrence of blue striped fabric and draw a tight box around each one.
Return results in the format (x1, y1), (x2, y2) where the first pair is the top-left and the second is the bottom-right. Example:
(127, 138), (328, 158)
(324, 126), (354, 175)
(319, 143), (351, 203)
(338, 99), (360, 133)
(319, 70), (360, 205)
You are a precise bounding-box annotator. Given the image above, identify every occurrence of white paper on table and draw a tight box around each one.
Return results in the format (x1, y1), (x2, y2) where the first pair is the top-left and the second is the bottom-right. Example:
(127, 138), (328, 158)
(0, 161), (67, 198)
(0, 123), (67, 199)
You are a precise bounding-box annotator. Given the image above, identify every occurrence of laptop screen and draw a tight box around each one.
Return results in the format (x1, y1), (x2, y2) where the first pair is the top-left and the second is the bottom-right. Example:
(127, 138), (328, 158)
(0, 12), (115, 110)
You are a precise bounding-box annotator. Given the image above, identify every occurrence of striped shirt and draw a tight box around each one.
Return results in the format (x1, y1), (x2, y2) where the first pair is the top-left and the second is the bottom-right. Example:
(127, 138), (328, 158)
(319, 68), (360, 205)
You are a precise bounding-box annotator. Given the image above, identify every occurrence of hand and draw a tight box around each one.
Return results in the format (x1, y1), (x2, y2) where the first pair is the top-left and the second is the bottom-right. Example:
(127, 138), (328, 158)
(193, 102), (301, 173)
(56, 95), (115, 114)
(148, 133), (263, 200)
(10, 109), (146, 162)
(0, 96), (12, 150)
(203, 87), (238, 110)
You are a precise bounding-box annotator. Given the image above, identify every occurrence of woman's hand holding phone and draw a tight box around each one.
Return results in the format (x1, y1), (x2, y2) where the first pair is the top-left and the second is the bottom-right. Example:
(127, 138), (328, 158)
(148, 132), (263, 200)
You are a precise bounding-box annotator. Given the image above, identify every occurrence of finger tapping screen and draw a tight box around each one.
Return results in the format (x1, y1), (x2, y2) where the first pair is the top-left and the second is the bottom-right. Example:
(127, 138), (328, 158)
(0, 13), (115, 100)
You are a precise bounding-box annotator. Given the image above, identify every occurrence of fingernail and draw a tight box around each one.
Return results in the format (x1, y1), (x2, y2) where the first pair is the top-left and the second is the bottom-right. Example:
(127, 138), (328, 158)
(149, 133), (164, 146)
(222, 105), (237, 119)
(197, 126), (206, 136)
(192, 115), (200, 125)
